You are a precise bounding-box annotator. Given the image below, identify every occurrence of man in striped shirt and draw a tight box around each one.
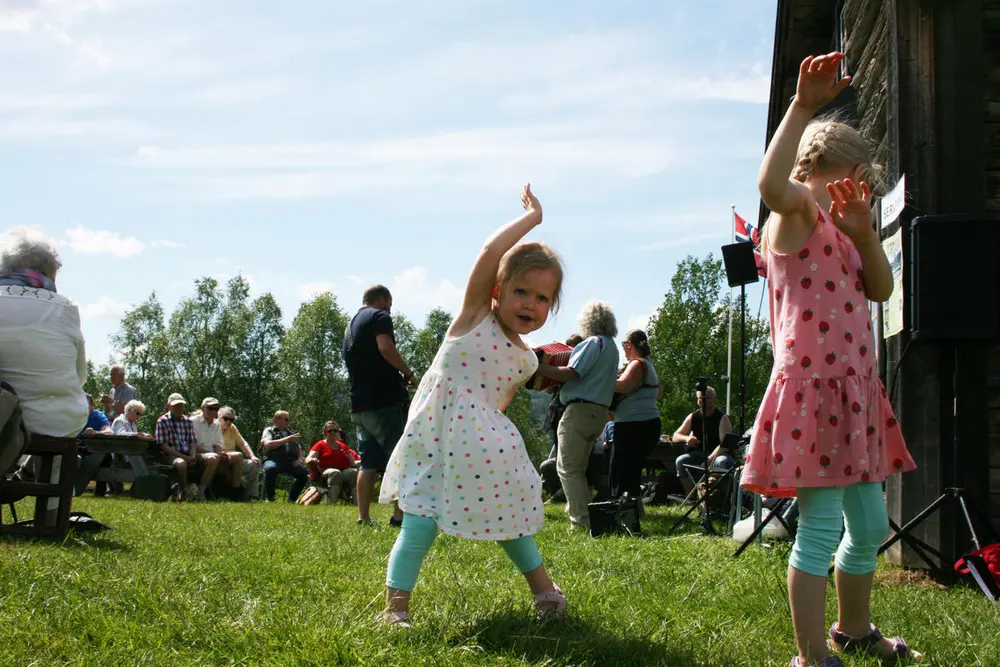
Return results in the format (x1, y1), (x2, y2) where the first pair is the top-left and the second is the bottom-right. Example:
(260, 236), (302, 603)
(155, 392), (219, 500)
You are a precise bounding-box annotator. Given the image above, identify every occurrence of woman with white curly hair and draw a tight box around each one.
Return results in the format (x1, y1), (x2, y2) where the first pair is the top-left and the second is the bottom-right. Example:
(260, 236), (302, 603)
(536, 299), (619, 531)
(1, 227), (88, 526)
(0, 227), (88, 437)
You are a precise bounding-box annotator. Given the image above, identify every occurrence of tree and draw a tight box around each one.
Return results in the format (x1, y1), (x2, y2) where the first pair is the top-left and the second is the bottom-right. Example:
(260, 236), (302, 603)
(646, 254), (773, 435)
(410, 308), (451, 376)
(278, 292), (351, 445)
(232, 293), (285, 444)
(111, 292), (175, 433)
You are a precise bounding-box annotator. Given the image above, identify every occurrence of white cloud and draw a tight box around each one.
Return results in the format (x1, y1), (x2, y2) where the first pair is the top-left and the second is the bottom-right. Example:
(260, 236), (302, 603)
(149, 239), (185, 249)
(79, 294), (129, 321)
(627, 314), (652, 332)
(387, 266), (463, 322)
(63, 226), (144, 258)
(295, 281), (338, 300)
(123, 125), (673, 198)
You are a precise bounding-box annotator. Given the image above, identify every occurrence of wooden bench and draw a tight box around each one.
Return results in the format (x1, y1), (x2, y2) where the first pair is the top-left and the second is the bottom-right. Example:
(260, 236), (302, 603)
(0, 433), (76, 539)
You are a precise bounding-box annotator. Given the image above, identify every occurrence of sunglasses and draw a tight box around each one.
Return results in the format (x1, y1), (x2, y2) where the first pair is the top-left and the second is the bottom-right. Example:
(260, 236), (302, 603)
(206, 405), (220, 411)
(222, 416), (235, 423)
(136, 411), (144, 416)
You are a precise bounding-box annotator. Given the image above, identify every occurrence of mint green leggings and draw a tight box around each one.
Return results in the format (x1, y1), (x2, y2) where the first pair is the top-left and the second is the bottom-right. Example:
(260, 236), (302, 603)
(790, 482), (890, 578)
(386, 513), (543, 592)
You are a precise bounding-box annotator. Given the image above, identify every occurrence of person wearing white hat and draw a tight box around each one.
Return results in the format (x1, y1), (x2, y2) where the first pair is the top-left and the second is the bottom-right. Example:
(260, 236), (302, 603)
(154, 392), (218, 500)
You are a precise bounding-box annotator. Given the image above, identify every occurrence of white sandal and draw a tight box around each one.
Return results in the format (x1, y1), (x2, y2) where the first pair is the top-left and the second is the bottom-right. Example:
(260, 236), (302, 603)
(381, 610), (411, 628)
(533, 584), (567, 618)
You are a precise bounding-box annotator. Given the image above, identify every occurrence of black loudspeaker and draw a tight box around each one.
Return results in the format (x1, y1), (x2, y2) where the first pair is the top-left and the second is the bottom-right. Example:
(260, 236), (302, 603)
(909, 214), (1000, 341)
(721, 242), (760, 288)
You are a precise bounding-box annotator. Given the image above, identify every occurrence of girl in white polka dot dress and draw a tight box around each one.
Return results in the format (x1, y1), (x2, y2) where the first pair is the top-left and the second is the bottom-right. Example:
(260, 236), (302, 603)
(379, 184), (567, 626)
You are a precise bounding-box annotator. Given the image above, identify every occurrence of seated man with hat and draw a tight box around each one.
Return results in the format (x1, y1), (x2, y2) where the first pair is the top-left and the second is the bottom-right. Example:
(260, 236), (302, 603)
(154, 392), (219, 501)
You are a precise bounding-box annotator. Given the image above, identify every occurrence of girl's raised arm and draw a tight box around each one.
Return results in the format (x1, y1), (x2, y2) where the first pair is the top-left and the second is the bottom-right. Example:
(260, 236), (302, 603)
(758, 53), (852, 217)
(452, 184), (543, 332)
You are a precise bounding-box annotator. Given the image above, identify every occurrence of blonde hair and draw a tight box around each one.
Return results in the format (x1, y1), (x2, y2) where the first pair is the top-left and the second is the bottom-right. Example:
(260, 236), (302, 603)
(792, 119), (884, 194)
(219, 406), (236, 420)
(762, 118), (884, 256)
(496, 242), (564, 313)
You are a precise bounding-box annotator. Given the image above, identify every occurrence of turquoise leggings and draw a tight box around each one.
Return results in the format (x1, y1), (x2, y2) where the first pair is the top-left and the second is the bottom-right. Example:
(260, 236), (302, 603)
(790, 482), (890, 578)
(386, 513), (543, 592)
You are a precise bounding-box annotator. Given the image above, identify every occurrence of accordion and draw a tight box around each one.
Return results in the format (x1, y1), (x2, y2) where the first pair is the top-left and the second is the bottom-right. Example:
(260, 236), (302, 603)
(527, 342), (573, 392)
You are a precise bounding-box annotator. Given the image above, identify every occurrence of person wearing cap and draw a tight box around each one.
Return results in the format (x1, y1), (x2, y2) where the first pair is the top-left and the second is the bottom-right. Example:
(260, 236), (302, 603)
(190, 396), (227, 498)
(218, 405), (261, 500)
(155, 392), (219, 501)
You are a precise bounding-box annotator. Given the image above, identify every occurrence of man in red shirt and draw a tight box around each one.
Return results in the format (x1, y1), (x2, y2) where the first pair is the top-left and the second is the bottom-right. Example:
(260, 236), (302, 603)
(306, 420), (360, 503)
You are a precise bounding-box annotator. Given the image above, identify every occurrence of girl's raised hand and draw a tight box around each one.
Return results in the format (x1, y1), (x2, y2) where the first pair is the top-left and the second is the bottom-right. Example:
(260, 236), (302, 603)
(521, 183), (542, 221)
(796, 52), (852, 114)
(828, 178), (874, 242)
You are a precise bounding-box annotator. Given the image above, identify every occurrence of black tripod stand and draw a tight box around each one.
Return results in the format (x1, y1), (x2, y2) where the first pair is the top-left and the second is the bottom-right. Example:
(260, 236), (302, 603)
(877, 344), (998, 581)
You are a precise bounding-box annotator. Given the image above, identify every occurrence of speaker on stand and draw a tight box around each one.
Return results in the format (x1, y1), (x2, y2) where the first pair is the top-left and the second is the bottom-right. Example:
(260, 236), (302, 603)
(879, 213), (1000, 585)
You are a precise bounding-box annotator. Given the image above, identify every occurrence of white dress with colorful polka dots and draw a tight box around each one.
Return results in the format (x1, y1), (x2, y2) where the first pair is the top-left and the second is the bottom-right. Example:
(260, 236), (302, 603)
(378, 312), (544, 540)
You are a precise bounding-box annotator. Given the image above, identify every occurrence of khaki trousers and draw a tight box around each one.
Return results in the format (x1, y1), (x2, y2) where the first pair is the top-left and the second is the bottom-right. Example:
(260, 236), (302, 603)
(322, 467), (359, 503)
(556, 402), (607, 528)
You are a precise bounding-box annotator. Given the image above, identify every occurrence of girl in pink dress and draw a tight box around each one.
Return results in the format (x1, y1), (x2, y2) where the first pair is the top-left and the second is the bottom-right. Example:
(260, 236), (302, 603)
(744, 52), (921, 667)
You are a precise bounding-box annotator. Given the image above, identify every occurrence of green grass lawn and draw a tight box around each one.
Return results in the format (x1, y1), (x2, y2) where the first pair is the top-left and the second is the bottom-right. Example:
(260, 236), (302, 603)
(1, 497), (997, 666)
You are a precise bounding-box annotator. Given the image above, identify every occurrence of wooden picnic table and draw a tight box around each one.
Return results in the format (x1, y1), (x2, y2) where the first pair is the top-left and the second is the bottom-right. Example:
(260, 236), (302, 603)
(76, 433), (156, 495)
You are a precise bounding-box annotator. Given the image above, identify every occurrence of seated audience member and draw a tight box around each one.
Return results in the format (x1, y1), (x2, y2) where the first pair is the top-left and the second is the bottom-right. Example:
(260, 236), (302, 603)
(218, 405), (261, 501)
(0, 229), (88, 524)
(80, 394), (115, 495)
(260, 410), (308, 503)
(82, 394), (112, 435)
(306, 420), (360, 504)
(671, 386), (734, 496)
(190, 396), (230, 498)
(540, 418), (611, 504)
(111, 400), (151, 437)
(155, 393), (218, 501)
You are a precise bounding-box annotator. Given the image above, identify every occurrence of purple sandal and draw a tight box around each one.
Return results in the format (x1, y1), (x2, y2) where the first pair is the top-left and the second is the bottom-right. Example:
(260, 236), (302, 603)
(829, 622), (915, 661)
(787, 657), (845, 667)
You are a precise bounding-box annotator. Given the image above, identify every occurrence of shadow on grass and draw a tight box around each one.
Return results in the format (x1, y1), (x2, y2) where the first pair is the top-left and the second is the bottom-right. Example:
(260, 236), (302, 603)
(462, 611), (698, 666)
(1, 533), (131, 553)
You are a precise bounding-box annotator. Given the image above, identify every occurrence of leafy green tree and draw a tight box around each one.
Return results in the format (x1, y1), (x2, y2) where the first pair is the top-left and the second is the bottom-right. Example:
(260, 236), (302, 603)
(111, 292), (175, 433)
(278, 292), (351, 445)
(646, 254), (773, 435)
(231, 293), (285, 445)
(167, 277), (227, 403)
(410, 307), (451, 376)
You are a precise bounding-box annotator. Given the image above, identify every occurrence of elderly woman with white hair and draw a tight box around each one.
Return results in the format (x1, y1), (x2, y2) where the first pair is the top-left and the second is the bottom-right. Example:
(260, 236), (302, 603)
(0, 228), (88, 523)
(111, 400), (152, 438)
(535, 299), (620, 531)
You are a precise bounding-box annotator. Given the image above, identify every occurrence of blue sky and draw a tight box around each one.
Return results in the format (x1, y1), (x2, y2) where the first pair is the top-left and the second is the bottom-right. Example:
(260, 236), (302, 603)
(1, 0), (776, 364)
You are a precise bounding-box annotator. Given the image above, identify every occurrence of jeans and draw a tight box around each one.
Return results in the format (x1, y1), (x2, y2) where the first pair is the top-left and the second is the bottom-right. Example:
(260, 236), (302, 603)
(675, 450), (735, 478)
(263, 459), (309, 502)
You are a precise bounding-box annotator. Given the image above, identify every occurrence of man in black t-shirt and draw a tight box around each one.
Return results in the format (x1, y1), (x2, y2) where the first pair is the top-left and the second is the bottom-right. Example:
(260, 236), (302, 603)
(342, 284), (418, 526)
(671, 386), (734, 496)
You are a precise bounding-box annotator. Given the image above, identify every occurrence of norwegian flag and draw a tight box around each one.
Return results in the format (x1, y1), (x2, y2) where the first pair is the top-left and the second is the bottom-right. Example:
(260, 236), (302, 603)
(734, 212), (766, 278)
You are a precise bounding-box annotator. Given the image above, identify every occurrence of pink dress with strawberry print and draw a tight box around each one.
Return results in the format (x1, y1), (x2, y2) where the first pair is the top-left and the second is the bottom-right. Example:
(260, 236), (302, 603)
(741, 208), (916, 497)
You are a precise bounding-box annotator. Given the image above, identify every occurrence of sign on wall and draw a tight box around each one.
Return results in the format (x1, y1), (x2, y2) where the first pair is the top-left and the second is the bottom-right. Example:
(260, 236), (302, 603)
(881, 228), (904, 338)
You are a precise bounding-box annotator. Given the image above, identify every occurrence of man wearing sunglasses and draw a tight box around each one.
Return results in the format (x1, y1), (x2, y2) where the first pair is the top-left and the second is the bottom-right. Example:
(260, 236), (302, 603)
(190, 396), (227, 499)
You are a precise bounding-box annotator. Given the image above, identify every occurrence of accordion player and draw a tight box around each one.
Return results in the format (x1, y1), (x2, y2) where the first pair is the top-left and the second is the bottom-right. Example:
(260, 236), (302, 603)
(526, 342), (573, 392)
